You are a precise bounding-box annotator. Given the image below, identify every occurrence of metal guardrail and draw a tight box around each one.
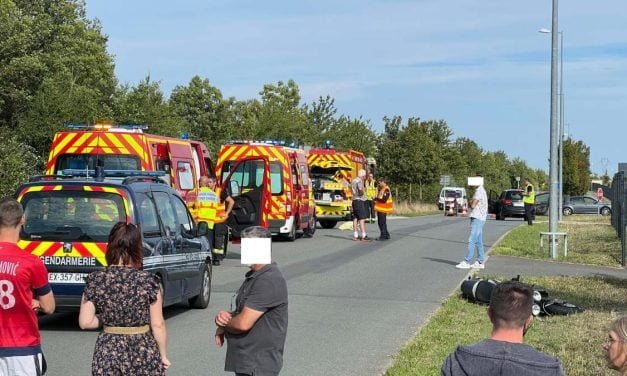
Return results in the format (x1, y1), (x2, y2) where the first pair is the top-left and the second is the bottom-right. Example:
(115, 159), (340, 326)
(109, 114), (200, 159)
(610, 170), (626, 266)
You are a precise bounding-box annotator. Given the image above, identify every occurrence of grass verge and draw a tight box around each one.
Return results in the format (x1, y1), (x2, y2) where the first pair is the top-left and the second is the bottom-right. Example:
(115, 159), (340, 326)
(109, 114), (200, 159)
(492, 218), (621, 267)
(393, 201), (440, 217)
(385, 275), (627, 376)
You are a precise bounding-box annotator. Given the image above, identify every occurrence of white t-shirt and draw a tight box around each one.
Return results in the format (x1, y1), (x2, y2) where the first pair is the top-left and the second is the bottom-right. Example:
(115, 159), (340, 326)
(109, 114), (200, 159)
(470, 185), (488, 220)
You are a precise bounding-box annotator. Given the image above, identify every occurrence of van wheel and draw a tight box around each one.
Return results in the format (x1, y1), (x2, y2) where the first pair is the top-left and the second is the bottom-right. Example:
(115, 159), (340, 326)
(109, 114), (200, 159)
(285, 224), (296, 242)
(303, 215), (316, 238)
(319, 220), (337, 229)
(189, 264), (212, 309)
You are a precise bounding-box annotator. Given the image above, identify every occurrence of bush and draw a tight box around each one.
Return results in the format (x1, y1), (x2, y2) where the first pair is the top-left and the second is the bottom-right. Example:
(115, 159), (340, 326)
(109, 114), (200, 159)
(0, 132), (41, 197)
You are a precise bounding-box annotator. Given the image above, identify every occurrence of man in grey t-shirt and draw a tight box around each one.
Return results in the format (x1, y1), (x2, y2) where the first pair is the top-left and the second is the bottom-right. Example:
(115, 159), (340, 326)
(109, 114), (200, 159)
(215, 227), (288, 376)
(351, 169), (370, 241)
(442, 281), (565, 376)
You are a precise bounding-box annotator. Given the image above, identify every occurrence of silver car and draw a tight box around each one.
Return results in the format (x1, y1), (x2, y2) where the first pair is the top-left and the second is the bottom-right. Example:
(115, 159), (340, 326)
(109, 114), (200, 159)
(562, 196), (611, 216)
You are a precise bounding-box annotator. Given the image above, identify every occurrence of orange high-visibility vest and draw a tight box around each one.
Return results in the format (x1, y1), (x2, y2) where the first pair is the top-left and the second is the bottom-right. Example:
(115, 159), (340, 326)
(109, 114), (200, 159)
(374, 186), (393, 214)
(196, 187), (226, 226)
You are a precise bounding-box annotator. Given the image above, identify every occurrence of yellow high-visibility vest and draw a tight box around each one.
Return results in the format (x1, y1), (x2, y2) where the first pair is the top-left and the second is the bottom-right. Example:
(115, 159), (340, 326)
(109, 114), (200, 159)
(195, 187), (226, 226)
(374, 186), (394, 214)
(365, 180), (377, 200)
(523, 183), (535, 204)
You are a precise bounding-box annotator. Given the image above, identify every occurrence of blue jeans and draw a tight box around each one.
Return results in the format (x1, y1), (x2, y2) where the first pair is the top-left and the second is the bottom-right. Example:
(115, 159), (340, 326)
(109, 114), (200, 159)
(465, 218), (486, 263)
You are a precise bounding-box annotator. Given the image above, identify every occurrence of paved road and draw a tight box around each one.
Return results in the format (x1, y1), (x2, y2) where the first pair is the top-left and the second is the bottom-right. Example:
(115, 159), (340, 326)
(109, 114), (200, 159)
(38, 215), (519, 376)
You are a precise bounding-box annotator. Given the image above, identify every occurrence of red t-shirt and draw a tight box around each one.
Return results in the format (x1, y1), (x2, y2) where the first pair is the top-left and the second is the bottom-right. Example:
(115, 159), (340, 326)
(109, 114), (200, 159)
(0, 242), (50, 350)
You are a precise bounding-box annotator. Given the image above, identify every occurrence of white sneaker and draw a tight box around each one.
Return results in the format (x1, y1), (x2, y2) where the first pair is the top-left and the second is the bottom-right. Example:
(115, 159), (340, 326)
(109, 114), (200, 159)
(471, 261), (485, 269)
(455, 261), (472, 269)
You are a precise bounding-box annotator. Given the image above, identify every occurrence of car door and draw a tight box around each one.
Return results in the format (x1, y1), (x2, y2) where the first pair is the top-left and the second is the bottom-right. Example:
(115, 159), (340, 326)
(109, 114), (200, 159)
(583, 197), (597, 214)
(152, 190), (184, 304)
(222, 156), (271, 238)
(134, 192), (168, 275)
(570, 197), (585, 214)
(488, 190), (499, 214)
(170, 193), (203, 297)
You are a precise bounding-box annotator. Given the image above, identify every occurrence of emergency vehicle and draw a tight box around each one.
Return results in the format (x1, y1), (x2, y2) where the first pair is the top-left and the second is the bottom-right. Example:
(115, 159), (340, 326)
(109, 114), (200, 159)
(15, 171), (213, 310)
(45, 124), (213, 216)
(215, 141), (316, 241)
(307, 146), (368, 229)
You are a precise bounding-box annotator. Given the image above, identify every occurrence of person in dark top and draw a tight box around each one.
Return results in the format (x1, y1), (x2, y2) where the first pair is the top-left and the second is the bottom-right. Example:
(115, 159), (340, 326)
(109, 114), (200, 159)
(441, 281), (564, 376)
(214, 226), (288, 376)
(79, 222), (170, 375)
(374, 177), (393, 240)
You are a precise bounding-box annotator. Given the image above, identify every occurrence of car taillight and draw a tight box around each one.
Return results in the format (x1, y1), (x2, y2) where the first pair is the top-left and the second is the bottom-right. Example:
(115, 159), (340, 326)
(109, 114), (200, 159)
(503, 199), (512, 205)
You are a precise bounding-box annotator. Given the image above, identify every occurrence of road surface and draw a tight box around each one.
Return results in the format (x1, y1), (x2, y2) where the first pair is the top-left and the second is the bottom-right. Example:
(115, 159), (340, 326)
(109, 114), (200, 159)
(38, 215), (519, 375)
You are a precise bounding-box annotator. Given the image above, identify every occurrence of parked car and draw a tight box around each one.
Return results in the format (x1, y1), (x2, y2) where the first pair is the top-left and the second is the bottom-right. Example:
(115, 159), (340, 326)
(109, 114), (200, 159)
(562, 196), (611, 216)
(15, 171), (214, 310)
(535, 191), (549, 216)
(489, 189), (525, 220)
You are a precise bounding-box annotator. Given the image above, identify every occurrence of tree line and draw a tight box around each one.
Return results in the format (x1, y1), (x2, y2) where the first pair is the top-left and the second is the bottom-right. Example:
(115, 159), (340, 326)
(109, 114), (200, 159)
(0, 0), (592, 200)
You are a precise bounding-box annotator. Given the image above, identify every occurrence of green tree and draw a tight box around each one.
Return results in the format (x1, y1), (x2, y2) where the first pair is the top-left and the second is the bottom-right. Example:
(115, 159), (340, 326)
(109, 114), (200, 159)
(563, 137), (591, 195)
(1, 0), (115, 130)
(169, 76), (231, 152)
(113, 77), (184, 137)
(0, 130), (41, 197)
(256, 80), (309, 142)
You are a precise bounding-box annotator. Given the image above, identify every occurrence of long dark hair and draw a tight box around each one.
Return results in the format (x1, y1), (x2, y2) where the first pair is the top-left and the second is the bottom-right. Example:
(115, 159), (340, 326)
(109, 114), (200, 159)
(105, 222), (143, 269)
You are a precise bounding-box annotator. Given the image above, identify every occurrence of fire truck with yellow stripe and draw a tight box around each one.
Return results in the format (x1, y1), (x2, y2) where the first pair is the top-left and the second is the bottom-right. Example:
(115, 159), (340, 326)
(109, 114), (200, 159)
(45, 124), (213, 216)
(307, 145), (368, 229)
(215, 141), (316, 241)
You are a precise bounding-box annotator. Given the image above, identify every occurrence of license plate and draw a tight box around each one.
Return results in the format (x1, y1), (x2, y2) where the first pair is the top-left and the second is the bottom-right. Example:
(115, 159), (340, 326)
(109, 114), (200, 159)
(513, 202), (523, 207)
(48, 273), (88, 284)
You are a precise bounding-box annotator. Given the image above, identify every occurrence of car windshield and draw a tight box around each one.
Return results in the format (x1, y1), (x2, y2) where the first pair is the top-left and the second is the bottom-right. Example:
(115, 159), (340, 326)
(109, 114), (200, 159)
(57, 154), (141, 172)
(21, 190), (127, 242)
(445, 190), (461, 198)
(506, 191), (523, 200)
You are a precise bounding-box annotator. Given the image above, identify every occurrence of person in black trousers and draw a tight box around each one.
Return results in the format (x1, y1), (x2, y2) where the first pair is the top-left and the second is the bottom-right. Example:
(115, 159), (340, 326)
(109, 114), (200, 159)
(374, 177), (393, 240)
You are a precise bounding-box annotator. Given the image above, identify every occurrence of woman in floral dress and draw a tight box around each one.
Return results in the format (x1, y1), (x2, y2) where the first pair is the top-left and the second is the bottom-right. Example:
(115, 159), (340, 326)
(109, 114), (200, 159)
(79, 222), (171, 375)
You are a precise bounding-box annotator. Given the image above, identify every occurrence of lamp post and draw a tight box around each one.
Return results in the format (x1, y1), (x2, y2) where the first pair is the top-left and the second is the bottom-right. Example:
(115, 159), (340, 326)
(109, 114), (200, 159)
(545, 0), (560, 259)
(539, 28), (564, 221)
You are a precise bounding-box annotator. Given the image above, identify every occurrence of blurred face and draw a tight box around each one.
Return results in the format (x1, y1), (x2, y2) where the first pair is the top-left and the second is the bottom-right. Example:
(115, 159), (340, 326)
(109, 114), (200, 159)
(207, 178), (217, 189)
(604, 330), (627, 370)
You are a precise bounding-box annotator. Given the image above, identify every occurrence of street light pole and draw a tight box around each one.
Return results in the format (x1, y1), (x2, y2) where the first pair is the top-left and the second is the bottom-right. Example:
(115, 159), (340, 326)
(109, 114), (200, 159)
(539, 28), (564, 222)
(548, 0), (560, 259)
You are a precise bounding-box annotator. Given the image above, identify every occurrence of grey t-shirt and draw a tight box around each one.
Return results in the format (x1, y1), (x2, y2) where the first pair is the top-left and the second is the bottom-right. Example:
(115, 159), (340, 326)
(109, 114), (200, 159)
(351, 177), (366, 201)
(441, 339), (565, 376)
(225, 263), (288, 375)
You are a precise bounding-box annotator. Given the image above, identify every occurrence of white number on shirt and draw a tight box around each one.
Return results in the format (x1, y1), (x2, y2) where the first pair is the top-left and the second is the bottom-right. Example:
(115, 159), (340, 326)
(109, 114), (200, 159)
(0, 280), (16, 309)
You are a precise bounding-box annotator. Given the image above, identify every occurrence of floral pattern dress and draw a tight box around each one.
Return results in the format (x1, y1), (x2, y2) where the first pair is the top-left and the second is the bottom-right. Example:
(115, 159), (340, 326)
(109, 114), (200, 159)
(83, 267), (165, 376)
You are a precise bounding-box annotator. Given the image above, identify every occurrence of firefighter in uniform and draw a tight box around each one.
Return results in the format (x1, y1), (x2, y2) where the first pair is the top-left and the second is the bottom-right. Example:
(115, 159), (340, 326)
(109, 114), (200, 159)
(365, 172), (377, 223)
(195, 176), (234, 266)
(522, 178), (535, 226)
(374, 177), (393, 240)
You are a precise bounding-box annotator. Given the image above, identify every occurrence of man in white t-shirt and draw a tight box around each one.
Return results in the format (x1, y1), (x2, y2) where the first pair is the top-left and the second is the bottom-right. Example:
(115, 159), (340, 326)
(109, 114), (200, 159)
(456, 177), (488, 269)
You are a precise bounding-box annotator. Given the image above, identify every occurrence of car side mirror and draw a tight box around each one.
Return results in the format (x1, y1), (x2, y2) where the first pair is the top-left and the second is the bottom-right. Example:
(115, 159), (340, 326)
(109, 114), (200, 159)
(197, 221), (209, 237)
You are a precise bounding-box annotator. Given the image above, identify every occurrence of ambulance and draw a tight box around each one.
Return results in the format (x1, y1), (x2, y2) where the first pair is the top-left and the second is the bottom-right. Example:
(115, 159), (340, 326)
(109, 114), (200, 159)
(307, 146), (368, 229)
(215, 141), (316, 241)
(45, 124), (213, 216)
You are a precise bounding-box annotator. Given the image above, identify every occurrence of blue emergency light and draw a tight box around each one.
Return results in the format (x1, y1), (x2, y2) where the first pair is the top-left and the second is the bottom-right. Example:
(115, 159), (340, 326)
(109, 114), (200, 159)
(64, 123), (149, 131)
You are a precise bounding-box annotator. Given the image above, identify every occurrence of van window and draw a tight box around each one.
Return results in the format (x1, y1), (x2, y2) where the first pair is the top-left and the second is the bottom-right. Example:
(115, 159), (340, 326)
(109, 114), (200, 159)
(177, 162), (194, 190)
(57, 154), (141, 172)
(223, 160), (283, 195)
(21, 191), (126, 242)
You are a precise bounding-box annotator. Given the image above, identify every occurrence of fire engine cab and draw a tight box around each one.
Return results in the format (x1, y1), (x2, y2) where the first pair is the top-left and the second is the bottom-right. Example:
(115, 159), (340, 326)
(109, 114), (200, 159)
(45, 124), (213, 214)
(307, 146), (368, 229)
(216, 141), (316, 241)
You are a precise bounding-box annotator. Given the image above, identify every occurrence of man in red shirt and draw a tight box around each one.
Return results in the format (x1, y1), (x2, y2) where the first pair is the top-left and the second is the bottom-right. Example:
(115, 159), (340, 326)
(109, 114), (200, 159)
(0, 198), (55, 375)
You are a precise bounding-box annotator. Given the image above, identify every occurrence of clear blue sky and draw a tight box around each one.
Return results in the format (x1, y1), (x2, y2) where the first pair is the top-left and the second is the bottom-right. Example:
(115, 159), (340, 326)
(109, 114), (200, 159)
(86, 0), (626, 175)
